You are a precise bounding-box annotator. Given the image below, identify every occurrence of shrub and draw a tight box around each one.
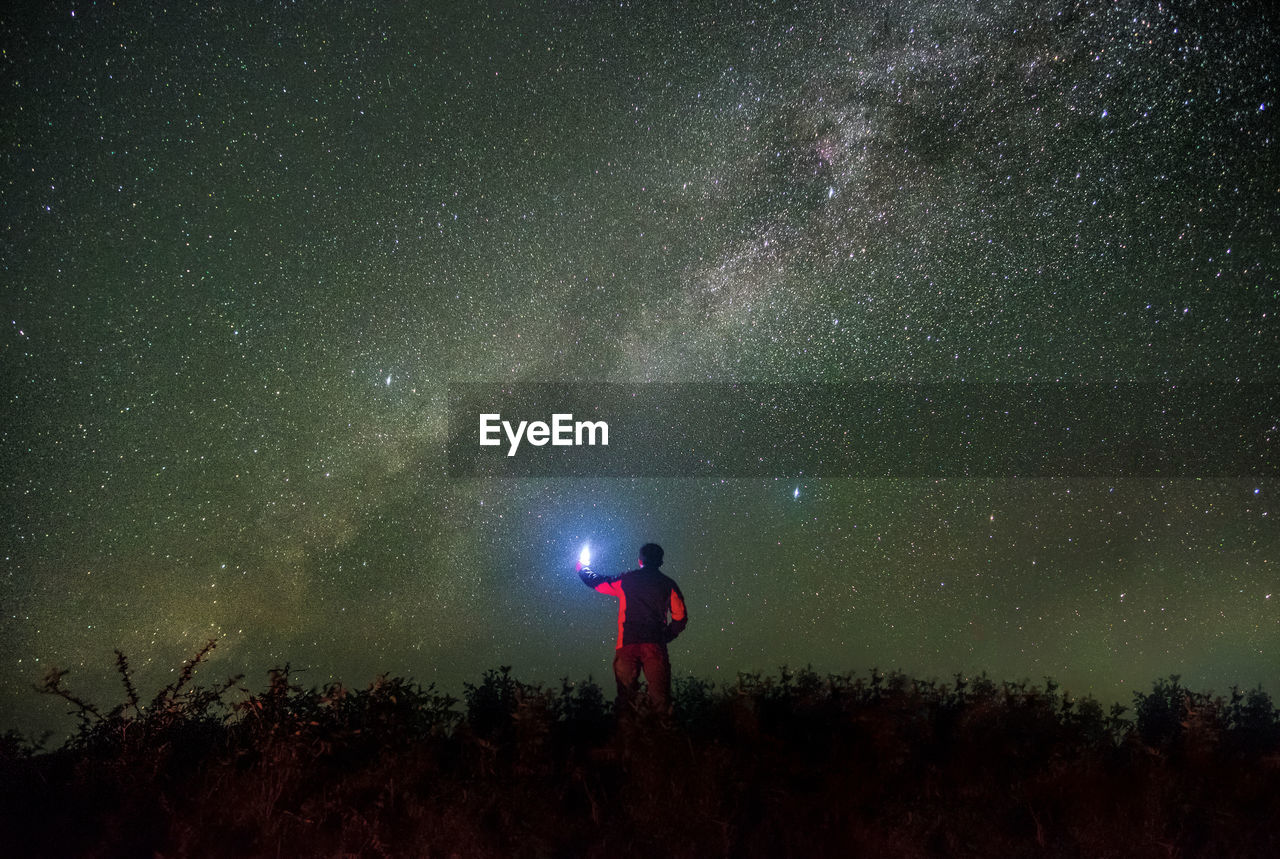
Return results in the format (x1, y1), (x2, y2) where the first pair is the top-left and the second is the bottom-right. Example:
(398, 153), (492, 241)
(2, 653), (1277, 858)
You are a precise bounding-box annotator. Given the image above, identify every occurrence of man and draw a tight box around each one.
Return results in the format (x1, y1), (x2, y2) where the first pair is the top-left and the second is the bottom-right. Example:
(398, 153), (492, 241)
(577, 542), (687, 713)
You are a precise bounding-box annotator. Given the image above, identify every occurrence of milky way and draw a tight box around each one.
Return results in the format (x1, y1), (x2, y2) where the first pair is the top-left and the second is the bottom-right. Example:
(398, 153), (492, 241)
(2, 1), (1274, 734)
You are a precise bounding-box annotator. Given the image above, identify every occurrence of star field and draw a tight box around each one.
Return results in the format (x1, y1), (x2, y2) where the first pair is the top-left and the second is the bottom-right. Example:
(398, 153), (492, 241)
(2, 1), (1275, 735)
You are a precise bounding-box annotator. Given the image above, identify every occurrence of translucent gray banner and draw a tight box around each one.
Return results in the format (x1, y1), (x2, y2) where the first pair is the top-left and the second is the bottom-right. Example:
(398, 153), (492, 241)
(444, 383), (1275, 477)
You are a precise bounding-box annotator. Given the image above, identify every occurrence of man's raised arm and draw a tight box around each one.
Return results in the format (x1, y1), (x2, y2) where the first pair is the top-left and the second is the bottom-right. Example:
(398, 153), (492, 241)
(576, 561), (622, 595)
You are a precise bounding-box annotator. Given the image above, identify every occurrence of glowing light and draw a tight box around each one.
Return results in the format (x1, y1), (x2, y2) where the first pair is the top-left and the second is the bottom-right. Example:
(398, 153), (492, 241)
(579, 544), (591, 567)
(793, 487), (800, 499)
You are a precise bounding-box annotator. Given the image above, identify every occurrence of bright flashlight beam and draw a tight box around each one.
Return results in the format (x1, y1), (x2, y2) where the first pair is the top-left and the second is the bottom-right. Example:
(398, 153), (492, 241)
(579, 544), (591, 567)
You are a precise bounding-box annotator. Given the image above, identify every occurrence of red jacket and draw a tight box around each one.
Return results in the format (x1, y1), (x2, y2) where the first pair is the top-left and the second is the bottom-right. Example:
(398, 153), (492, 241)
(580, 565), (687, 649)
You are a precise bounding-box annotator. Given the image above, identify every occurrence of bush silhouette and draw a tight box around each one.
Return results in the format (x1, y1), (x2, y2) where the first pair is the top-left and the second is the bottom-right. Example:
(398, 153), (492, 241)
(1, 644), (1277, 858)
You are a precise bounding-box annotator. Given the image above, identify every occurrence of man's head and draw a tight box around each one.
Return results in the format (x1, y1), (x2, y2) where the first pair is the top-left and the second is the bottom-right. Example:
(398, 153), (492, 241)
(638, 542), (664, 568)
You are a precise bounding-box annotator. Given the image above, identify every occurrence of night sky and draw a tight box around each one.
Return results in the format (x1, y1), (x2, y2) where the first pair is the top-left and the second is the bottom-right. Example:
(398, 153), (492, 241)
(3, 1), (1275, 736)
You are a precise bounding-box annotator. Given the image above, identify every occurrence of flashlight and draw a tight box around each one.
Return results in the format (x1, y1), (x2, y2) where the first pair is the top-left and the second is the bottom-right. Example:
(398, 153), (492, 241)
(579, 544), (591, 569)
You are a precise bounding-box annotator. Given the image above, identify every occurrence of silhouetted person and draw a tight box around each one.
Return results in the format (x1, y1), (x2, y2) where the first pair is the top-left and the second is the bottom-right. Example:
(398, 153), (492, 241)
(577, 542), (687, 714)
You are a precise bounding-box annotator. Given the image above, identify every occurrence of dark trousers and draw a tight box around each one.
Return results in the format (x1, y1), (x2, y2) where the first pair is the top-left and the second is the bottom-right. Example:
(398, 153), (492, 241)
(612, 642), (671, 712)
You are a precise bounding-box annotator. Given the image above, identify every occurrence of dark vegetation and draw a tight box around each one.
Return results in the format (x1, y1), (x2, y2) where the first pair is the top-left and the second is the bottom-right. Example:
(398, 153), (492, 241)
(2, 642), (1278, 858)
